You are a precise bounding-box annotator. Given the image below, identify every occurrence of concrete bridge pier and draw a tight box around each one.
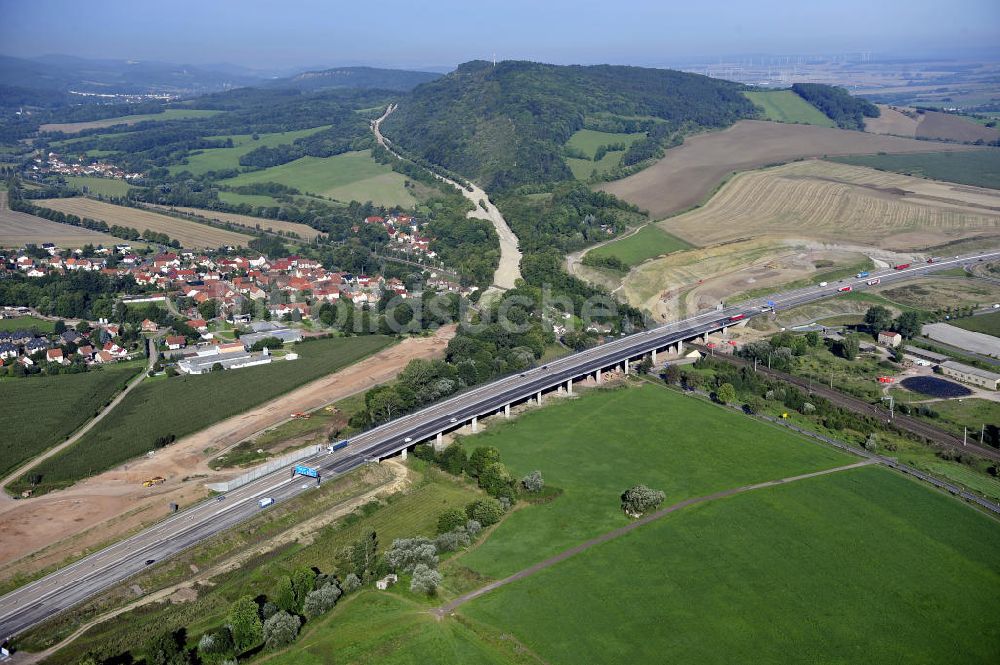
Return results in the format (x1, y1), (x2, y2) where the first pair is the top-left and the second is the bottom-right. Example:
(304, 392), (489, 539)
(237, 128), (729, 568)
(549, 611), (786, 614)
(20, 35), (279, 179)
(566, 379), (573, 395)
(400, 447), (408, 460)
(596, 368), (602, 384)
(536, 391), (543, 405)
(504, 403), (511, 418)
(624, 359), (630, 375)
(434, 431), (444, 451)
(651, 348), (657, 365)
(471, 416), (478, 433)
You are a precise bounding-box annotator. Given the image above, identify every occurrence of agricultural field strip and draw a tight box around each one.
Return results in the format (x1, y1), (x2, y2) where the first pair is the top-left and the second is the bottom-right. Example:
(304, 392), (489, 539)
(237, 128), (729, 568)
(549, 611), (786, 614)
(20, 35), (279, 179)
(656, 160), (1000, 248)
(2, 249), (998, 638)
(0, 192), (125, 247)
(148, 206), (321, 239)
(599, 119), (978, 220)
(440, 460), (874, 614)
(34, 198), (255, 248)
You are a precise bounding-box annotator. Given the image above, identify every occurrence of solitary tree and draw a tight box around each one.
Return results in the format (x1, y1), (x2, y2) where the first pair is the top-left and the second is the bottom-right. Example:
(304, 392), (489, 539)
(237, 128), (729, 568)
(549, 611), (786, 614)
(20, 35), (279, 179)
(227, 595), (263, 653)
(621, 485), (666, 517)
(303, 584), (342, 619)
(864, 305), (894, 334)
(385, 537), (438, 573)
(410, 563), (443, 595)
(262, 611), (300, 650)
(894, 311), (923, 339)
(466, 497), (504, 526)
(521, 470), (545, 493)
(662, 364), (681, 385)
(467, 446), (501, 478)
(716, 382), (736, 405)
(437, 508), (467, 534)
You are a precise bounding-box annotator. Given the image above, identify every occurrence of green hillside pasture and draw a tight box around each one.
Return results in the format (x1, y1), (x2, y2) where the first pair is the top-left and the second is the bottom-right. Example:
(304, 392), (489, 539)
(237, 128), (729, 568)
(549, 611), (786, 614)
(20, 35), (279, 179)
(829, 150), (1000, 189)
(465, 465), (1000, 664)
(11, 336), (393, 494)
(565, 129), (646, 179)
(459, 384), (852, 578)
(0, 365), (140, 481)
(586, 224), (692, 267)
(950, 311), (1000, 337)
(566, 129), (645, 158)
(743, 90), (836, 127)
(64, 176), (131, 198)
(168, 125), (330, 176)
(566, 152), (625, 180)
(220, 150), (416, 207)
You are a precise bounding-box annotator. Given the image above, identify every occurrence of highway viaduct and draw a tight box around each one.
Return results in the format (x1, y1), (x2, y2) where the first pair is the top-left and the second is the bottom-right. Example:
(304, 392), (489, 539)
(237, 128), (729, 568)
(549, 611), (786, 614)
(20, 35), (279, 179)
(1, 250), (998, 640)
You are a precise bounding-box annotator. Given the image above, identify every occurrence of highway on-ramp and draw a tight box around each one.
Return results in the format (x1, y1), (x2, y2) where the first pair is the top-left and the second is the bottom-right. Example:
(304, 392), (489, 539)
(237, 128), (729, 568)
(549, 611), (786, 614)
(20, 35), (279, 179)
(2, 250), (999, 640)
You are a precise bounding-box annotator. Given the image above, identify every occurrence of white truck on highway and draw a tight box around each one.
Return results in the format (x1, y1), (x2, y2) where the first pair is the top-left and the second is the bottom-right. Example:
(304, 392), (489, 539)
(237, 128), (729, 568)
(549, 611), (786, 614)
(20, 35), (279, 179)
(258, 497), (274, 508)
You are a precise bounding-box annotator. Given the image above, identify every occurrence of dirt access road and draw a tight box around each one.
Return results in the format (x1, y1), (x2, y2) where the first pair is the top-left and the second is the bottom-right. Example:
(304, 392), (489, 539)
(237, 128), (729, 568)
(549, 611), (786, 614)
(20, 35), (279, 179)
(0, 327), (454, 579)
(372, 105), (522, 290)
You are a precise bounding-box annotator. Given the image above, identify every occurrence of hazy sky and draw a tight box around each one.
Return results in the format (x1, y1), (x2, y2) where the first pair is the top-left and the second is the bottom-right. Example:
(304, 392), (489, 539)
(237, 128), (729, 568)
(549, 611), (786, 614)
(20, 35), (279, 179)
(2, 0), (999, 71)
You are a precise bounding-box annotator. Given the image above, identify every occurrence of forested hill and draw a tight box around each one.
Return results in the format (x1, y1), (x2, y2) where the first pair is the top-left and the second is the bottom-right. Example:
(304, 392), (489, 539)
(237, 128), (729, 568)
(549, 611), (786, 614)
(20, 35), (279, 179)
(380, 60), (756, 191)
(791, 83), (880, 130)
(265, 66), (441, 92)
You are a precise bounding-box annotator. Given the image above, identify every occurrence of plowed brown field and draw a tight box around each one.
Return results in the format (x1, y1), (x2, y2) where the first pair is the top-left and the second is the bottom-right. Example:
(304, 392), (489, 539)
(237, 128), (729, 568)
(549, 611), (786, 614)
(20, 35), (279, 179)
(37, 198), (254, 249)
(600, 120), (975, 219)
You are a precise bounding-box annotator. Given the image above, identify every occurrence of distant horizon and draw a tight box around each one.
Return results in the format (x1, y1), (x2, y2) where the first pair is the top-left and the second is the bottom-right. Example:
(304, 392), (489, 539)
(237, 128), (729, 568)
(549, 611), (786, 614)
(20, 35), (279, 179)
(3, 0), (998, 73)
(4, 47), (1000, 80)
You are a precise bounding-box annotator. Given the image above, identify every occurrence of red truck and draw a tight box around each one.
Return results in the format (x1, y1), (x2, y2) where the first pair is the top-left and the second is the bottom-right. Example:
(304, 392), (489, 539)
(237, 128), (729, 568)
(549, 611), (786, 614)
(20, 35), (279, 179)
(894, 263), (911, 270)
(837, 285), (853, 292)
(728, 314), (746, 322)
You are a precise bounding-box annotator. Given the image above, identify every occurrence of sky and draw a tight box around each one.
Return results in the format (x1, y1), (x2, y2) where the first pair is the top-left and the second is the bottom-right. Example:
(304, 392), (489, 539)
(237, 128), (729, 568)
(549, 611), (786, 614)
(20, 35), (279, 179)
(2, 0), (999, 72)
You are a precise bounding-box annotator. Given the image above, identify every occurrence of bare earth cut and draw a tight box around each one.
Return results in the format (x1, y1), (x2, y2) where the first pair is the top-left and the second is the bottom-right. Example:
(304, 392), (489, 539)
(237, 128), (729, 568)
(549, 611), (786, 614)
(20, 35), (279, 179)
(0, 327), (453, 581)
(599, 120), (976, 219)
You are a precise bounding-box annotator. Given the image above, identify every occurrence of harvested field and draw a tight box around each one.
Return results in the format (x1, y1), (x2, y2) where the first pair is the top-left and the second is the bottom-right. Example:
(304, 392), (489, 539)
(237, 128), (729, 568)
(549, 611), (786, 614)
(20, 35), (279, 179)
(876, 278), (1000, 312)
(36, 198), (255, 249)
(599, 120), (975, 219)
(864, 105), (919, 137)
(658, 160), (1000, 250)
(917, 111), (1000, 143)
(865, 105), (1000, 143)
(151, 206), (321, 240)
(0, 192), (123, 248)
(39, 109), (220, 134)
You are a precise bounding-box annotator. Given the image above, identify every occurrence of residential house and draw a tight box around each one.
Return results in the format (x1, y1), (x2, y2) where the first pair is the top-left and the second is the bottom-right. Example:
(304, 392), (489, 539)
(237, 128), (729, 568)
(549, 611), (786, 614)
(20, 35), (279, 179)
(46, 348), (66, 364)
(877, 331), (902, 348)
(141, 319), (159, 333)
(165, 335), (187, 350)
(0, 342), (17, 360)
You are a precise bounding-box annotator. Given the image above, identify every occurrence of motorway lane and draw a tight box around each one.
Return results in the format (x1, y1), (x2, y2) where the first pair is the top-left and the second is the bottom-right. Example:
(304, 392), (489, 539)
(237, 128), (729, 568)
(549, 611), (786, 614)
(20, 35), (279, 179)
(2, 250), (999, 639)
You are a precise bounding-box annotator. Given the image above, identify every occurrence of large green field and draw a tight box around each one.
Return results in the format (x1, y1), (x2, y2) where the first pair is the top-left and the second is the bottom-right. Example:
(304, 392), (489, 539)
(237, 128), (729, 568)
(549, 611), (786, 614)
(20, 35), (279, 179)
(64, 176), (131, 198)
(8, 336), (393, 494)
(743, 90), (836, 127)
(0, 316), (54, 333)
(950, 310), (1000, 337)
(220, 150), (417, 207)
(829, 150), (1000, 189)
(457, 385), (851, 578)
(465, 465), (1000, 664)
(585, 224), (692, 267)
(168, 125), (330, 176)
(0, 365), (140, 481)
